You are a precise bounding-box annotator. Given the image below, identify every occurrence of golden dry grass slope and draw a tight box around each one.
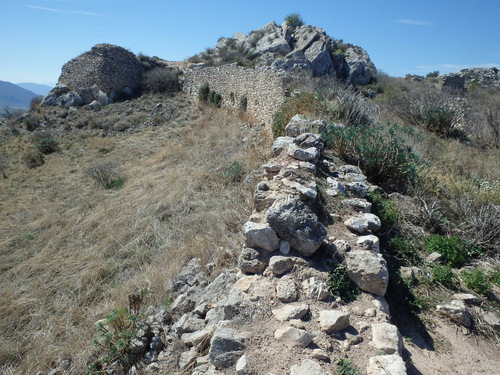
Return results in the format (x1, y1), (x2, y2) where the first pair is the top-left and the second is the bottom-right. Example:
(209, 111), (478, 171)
(0, 92), (271, 374)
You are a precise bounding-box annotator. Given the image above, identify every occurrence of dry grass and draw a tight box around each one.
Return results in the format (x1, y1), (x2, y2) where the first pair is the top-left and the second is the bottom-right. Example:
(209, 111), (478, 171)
(0, 93), (271, 374)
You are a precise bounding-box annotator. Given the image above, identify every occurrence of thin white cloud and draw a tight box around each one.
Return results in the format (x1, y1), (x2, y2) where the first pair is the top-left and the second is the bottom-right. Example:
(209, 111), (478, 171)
(396, 19), (434, 26)
(26, 5), (107, 17)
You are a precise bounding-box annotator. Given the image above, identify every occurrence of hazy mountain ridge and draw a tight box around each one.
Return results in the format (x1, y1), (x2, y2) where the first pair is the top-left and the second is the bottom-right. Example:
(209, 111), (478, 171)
(15, 82), (54, 96)
(0, 80), (39, 109)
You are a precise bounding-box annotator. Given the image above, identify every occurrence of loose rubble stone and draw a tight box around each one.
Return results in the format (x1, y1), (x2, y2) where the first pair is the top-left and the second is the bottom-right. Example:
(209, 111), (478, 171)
(426, 252), (442, 263)
(236, 355), (250, 375)
(436, 300), (472, 327)
(302, 277), (330, 301)
(268, 255), (294, 276)
(364, 213), (381, 231)
(209, 327), (245, 369)
(242, 221), (279, 252)
(274, 326), (313, 348)
(344, 216), (369, 234)
(272, 304), (309, 321)
(367, 354), (407, 375)
(345, 181), (369, 198)
(266, 195), (326, 257)
(172, 313), (206, 336)
(276, 275), (298, 302)
(452, 293), (479, 305)
(326, 177), (347, 196)
(290, 358), (331, 375)
(287, 143), (320, 163)
(238, 248), (266, 274)
(318, 310), (350, 333)
(272, 137), (294, 156)
(357, 235), (380, 252)
(279, 240), (291, 255)
(342, 198), (372, 213)
(480, 311), (500, 331)
(371, 323), (403, 355)
(346, 250), (389, 296)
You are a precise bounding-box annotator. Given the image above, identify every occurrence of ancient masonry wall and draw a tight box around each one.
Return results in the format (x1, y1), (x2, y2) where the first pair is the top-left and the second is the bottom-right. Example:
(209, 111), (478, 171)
(182, 64), (289, 125)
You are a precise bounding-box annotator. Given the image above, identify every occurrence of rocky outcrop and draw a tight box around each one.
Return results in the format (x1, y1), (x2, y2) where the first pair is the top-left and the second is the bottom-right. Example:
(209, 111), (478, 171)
(189, 21), (376, 86)
(42, 44), (144, 107)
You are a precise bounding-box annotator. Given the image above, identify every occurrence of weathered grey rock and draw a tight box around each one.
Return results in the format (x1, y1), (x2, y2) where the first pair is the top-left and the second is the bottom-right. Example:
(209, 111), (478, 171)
(274, 326), (312, 348)
(181, 324), (216, 346)
(172, 258), (205, 291)
(172, 313), (206, 336)
(293, 133), (323, 150)
(150, 335), (164, 351)
(333, 240), (351, 258)
(285, 114), (312, 137)
(344, 45), (377, 86)
(242, 221), (279, 252)
(371, 323), (403, 355)
(318, 310), (350, 333)
(440, 73), (466, 94)
(436, 300), (472, 327)
(310, 348), (330, 361)
(342, 198), (372, 213)
(302, 277), (330, 301)
(426, 252), (442, 263)
(268, 256), (294, 276)
(238, 248), (266, 274)
(344, 216), (369, 234)
(346, 250), (389, 296)
(272, 304), (309, 321)
(179, 348), (198, 370)
(326, 177), (347, 196)
(338, 165), (363, 175)
(364, 213), (382, 231)
(87, 100), (101, 110)
(129, 322), (152, 354)
(209, 327), (245, 369)
(480, 311), (500, 331)
(345, 181), (369, 198)
(236, 355), (250, 375)
(272, 137), (294, 156)
(452, 293), (479, 305)
(305, 40), (334, 76)
(281, 179), (318, 200)
(287, 143), (320, 163)
(276, 274), (298, 302)
(290, 358), (331, 375)
(266, 195), (326, 257)
(279, 240), (291, 255)
(357, 235), (380, 252)
(272, 51), (313, 74)
(367, 354), (407, 375)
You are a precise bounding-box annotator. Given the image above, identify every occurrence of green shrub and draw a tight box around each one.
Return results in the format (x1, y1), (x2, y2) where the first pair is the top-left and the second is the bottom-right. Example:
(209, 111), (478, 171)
(490, 268), (500, 286)
(327, 264), (360, 303)
(85, 161), (125, 190)
(426, 71), (440, 78)
(36, 137), (60, 154)
(423, 107), (465, 139)
(389, 235), (421, 263)
(423, 235), (469, 268)
(431, 264), (458, 290)
(198, 83), (210, 102)
(336, 358), (359, 375)
(367, 192), (400, 228)
(322, 124), (421, 193)
(22, 150), (44, 168)
(284, 13), (304, 28)
(461, 268), (492, 296)
(220, 161), (243, 182)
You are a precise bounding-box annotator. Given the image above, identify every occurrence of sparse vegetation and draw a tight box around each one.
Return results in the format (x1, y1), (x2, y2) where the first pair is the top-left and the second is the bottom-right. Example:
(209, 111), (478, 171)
(431, 264), (458, 290)
(336, 358), (360, 375)
(142, 67), (181, 93)
(284, 13), (304, 28)
(327, 263), (361, 303)
(423, 235), (469, 268)
(461, 268), (492, 296)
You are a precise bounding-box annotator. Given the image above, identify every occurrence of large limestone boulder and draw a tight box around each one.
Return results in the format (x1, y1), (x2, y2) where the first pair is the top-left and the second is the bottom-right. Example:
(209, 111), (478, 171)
(344, 45), (377, 85)
(305, 40), (334, 76)
(242, 221), (279, 252)
(345, 250), (389, 296)
(266, 195), (327, 256)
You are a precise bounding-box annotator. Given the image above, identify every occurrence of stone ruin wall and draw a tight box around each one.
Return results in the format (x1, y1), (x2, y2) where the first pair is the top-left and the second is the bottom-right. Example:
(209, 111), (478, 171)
(58, 44), (144, 102)
(183, 64), (289, 125)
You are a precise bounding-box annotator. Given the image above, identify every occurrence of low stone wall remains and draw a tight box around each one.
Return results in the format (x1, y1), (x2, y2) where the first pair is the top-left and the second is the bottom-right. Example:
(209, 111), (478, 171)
(182, 64), (288, 125)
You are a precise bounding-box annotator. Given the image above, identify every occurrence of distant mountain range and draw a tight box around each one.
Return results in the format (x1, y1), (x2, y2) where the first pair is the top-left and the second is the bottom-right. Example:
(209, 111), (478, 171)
(0, 81), (53, 109)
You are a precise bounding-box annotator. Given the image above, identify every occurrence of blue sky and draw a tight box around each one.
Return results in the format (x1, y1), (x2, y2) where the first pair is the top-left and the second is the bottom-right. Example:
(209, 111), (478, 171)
(1, 0), (499, 84)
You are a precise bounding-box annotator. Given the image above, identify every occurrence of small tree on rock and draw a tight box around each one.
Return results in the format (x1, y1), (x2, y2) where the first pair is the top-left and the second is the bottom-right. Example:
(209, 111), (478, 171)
(285, 13), (304, 28)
